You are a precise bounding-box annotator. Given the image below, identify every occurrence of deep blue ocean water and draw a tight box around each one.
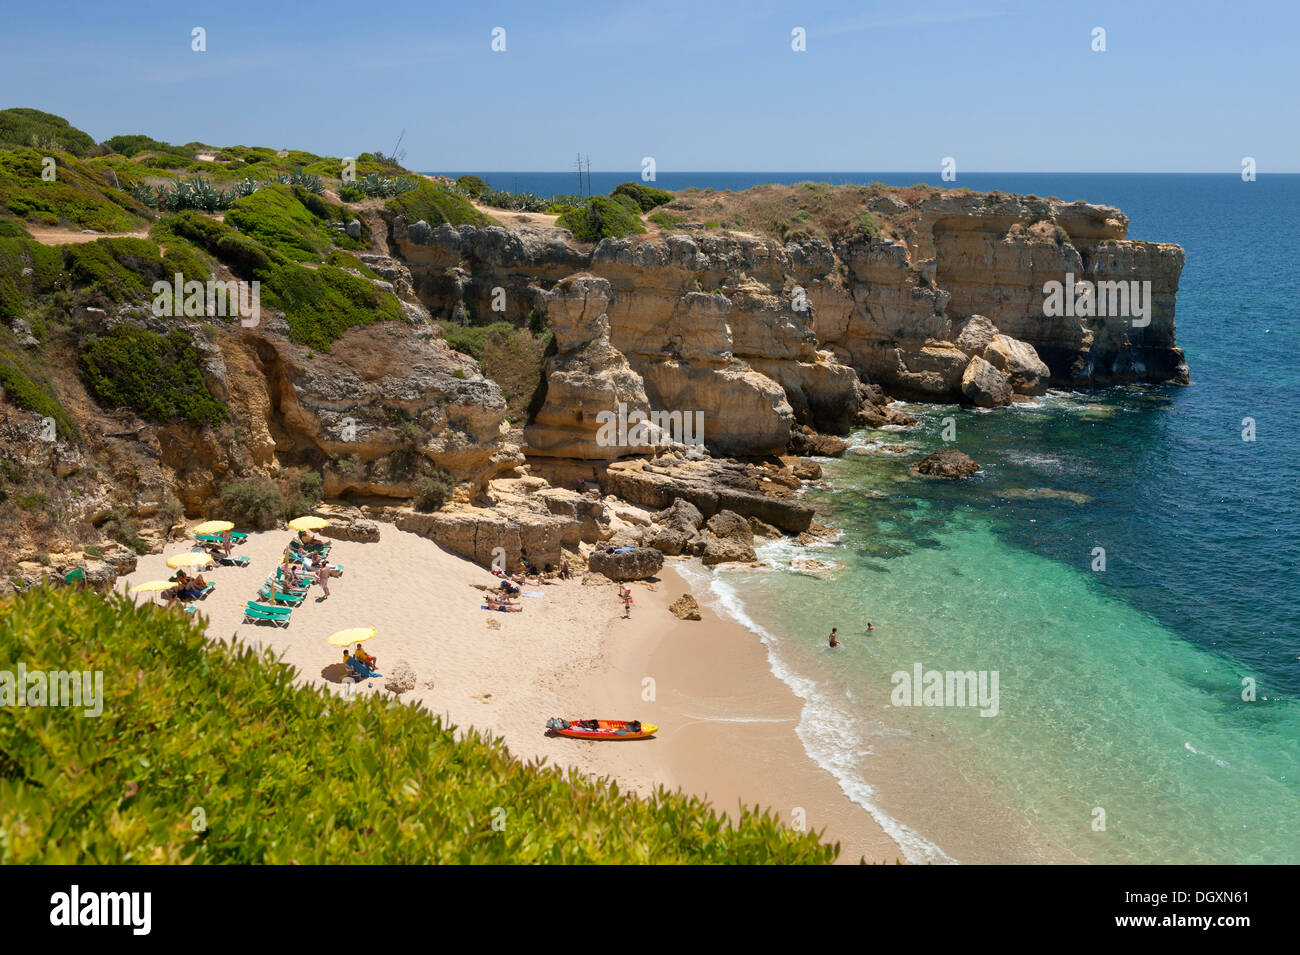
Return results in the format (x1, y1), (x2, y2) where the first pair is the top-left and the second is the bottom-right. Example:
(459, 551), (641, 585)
(440, 171), (1300, 862)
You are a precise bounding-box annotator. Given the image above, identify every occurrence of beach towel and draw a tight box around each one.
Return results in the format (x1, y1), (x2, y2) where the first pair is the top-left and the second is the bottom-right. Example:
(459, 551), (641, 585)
(523, 591), (544, 598)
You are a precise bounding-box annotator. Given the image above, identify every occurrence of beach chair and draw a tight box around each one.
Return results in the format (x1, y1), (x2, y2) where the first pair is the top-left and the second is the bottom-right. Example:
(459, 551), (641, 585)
(258, 584), (304, 607)
(214, 554), (251, 567)
(196, 532), (248, 544)
(243, 602), (291, 627)
(272, 569), (310, 591)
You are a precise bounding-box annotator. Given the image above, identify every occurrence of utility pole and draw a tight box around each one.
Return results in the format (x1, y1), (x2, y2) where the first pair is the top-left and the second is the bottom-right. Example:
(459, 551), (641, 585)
(575, 153), (584, 197)
(585, 155), (592, 197)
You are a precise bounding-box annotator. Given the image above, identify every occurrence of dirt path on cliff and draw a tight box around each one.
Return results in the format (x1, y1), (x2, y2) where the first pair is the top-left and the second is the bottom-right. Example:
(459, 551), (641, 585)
(24, 225), (153, 245)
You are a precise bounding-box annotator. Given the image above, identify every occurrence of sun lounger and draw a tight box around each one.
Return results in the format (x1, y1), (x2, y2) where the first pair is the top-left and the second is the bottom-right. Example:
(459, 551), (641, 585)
(196, 532), (248, 544)
(215, 554), (251, 567)
(243, 602), (292, 627)
(259, 585), (304, 607)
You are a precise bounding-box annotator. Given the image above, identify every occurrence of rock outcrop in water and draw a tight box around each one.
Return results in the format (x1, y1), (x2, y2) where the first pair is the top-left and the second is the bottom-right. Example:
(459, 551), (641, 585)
(395, 188), (1185, 468)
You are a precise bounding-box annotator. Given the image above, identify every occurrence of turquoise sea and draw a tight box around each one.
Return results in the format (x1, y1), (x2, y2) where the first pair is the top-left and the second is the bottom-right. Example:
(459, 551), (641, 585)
(451, 171), (1299, 862)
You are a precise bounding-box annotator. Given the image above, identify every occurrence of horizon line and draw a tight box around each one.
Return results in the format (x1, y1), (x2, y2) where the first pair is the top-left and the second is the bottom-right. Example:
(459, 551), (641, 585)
(423, 169), (1299, 176)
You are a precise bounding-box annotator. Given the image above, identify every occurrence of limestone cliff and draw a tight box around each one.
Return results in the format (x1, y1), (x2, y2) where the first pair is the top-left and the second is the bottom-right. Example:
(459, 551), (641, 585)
(393, 187), (1185, 460)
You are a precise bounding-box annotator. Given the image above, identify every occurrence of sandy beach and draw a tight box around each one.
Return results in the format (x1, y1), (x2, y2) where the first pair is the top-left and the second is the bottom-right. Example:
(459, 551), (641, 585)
(116, 522), (902, 864)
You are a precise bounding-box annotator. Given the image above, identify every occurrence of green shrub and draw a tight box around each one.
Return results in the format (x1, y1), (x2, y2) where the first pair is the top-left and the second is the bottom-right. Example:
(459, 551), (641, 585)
(225, 184), (335, 262)
(80, 326), (228, 427)
(153, 212), (284, 281)
(286, 470), (324, 518)
(851, 211), (879, 243)
(385, 181), (493, 227)
(0, 218), (30, 238)
(102, 133), (183, 158)
(648, 210), (686, 229)
(0, 109), (98, 156)
(556, 196), (646, 242)
(0, 350), (76, 439)
(0, 587), (837, 863)
(0, 236), (62, 318)
(219, 477), (285, 529)
(611, 192), (640, 212)
(455, 174), (488, 198)
(413, 470), (456, 511)
(99, 506), (147, 554)
(441, 321), (514, 361)
(0, 147), (150, 232)
(611, 181), (674, 211)
(261, 263), (405, 351)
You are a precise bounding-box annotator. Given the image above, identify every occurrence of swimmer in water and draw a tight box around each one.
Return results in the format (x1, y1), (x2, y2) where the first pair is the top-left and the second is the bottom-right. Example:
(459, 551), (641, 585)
(828, 627), (840, 648)
(866, 622), (875, 632)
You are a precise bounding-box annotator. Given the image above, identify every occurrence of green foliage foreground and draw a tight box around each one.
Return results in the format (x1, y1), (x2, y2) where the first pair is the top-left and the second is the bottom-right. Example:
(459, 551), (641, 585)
(0, 589), (837, 864)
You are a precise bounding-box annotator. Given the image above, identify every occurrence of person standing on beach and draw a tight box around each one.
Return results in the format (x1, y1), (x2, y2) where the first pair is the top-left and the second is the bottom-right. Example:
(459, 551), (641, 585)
(317, 563), (331, 599)
(829, 627), (840, 648)
(620, 585), (633, 619)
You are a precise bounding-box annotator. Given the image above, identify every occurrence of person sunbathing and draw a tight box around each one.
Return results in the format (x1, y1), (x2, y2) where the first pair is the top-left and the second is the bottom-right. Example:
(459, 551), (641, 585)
(298, 530), (328, 552)
(487, 595), (523, 613)
(355, 643), (377, 669)
(182, 573), (208, 598)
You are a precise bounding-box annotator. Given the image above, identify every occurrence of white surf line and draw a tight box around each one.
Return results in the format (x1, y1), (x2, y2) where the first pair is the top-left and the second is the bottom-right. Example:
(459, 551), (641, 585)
(676, 560), (956, 865)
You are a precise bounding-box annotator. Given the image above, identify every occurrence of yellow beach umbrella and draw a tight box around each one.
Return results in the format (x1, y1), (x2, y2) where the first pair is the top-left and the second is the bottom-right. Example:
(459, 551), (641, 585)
(289, 516), (330, 531)
(166, 552), (214, 570)
(193, 520), (234, 535)
(129, 580), (175, 593)
(328, 627), (376, 647)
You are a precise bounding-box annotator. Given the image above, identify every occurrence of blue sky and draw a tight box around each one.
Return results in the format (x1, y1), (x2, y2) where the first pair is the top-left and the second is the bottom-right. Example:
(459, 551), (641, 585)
(2, 0), (1296, 172)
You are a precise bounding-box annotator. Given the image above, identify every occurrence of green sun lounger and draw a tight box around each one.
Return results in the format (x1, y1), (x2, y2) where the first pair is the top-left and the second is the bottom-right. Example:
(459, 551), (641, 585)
(197, 532), (248, 543)
(259, 585), (304, 606)
(243, 602), (291, 627)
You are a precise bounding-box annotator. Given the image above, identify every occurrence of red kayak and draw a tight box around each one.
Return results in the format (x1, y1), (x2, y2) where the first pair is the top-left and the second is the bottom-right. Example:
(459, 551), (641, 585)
(546, 718), (657, 740)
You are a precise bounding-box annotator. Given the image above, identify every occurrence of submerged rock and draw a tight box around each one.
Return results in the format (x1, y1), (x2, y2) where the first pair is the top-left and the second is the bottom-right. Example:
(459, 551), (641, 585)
(911, 449), (980, 480)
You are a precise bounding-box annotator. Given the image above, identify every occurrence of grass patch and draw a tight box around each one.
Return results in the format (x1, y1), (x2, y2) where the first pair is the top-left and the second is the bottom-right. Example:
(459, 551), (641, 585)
(0, 587), (836, 863)
(225, 184), (342, 262)
(0, 236), (62, 319)
(62, 236), (211, 308)
(261, 263), (405, 351)
(0, 348), (76, 439)
(385, 181), (493, 227)
(153, 212), (285, 281)
(0, 109), (98, 157)
(0, 147), (151, 232)
(80, 326), (228, 427)
(0, 218), (31, 238)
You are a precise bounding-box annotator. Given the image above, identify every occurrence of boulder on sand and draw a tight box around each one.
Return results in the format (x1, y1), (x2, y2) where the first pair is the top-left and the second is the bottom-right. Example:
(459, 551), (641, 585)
(587, 545), (664, 581)
(669, 594), (702, 620)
